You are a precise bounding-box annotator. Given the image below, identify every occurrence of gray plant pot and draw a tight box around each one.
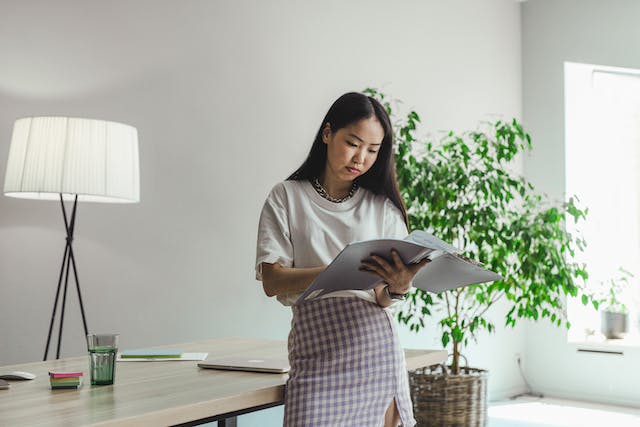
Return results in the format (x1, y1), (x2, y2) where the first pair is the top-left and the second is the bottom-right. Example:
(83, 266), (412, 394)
(601, 310), (629, 339)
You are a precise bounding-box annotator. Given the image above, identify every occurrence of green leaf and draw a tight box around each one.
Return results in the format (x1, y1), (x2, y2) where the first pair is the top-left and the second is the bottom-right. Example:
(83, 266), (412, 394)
(442, 332), (450, 348)
(452, 326), (464, 342)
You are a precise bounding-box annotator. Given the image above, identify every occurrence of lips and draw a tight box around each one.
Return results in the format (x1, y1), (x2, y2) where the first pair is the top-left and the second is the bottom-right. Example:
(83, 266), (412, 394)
(346, 167), (360, 175)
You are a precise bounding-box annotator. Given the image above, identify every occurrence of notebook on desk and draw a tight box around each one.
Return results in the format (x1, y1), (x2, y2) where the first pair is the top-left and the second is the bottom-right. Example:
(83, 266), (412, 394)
(198, 357), (290, 374)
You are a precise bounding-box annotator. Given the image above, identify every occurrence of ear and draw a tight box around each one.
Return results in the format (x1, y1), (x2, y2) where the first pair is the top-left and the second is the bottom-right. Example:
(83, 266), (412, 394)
(322, 123), (332, 145)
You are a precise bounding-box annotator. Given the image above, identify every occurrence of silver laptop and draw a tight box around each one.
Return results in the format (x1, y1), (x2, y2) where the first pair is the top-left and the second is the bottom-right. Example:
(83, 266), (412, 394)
(198, 357), (290, 374)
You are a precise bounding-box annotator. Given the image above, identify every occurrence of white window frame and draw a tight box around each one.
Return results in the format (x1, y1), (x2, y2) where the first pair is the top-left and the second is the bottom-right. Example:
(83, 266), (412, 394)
(564, 61), (640, 344)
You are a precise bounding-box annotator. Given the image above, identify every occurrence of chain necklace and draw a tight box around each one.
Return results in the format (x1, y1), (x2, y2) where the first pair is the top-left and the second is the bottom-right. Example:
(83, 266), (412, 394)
(312, 178), (358, 203)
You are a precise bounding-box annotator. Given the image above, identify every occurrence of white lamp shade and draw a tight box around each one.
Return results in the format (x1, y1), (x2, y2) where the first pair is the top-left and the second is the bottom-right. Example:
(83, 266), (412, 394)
(4, 117), (140, 203)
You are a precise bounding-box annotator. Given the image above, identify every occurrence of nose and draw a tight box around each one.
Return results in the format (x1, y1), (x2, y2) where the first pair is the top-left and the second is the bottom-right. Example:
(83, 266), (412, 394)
(353, 148), (366, 165)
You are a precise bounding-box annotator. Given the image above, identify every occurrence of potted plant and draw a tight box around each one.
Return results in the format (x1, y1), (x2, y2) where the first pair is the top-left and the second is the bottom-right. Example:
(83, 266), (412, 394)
(597, 268), (632, 339)
(364, 88), (597, 426)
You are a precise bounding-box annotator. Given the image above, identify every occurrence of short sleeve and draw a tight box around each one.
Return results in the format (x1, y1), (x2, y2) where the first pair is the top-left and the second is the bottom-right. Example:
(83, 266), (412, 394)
(383, 198), (409, 239)
(255, 183), (294, 280)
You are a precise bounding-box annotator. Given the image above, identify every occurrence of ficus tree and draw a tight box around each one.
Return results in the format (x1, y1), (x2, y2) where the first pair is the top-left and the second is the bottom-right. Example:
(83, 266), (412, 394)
(364, 88), (596, 374)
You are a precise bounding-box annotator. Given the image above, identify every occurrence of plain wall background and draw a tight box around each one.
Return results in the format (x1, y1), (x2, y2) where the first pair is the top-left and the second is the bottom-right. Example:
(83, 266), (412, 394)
(522, 0), (640, 407)
(0, 0), (524, 424)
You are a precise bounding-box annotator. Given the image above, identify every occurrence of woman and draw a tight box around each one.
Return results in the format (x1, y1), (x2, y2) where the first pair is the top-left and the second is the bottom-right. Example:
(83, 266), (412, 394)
(256, 92), (428, 427)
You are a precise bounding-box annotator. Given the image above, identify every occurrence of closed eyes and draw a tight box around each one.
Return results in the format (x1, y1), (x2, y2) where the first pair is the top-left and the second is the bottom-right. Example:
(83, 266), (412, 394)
(346, 141), (378, 153)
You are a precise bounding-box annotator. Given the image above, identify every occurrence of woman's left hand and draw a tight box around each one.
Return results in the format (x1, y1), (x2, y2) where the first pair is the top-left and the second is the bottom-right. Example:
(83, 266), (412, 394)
(359, 249), (430, 294)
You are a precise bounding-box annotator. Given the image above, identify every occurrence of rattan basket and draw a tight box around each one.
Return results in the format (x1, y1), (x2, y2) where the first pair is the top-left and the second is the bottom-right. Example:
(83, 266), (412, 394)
(409, 364), (488, 427)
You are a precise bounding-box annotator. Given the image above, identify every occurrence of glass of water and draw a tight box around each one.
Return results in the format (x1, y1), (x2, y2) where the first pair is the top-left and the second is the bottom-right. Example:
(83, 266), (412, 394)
(87, 334), (118, 385)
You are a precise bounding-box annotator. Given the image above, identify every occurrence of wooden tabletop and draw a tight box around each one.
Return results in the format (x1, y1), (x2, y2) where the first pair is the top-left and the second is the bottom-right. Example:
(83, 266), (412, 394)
(0, 337), (447, 426)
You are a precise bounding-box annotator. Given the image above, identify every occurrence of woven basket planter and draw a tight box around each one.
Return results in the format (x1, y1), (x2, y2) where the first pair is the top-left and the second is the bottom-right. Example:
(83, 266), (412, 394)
(409, 364), (488, 427)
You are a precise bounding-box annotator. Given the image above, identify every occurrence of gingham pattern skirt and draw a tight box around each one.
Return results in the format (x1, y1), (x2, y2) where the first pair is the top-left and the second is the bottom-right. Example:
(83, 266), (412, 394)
(284, 297), (416, 427)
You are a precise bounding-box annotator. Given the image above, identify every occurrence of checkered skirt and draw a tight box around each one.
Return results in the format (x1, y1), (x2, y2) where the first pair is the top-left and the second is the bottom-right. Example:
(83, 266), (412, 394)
(284, 297), (416, 427)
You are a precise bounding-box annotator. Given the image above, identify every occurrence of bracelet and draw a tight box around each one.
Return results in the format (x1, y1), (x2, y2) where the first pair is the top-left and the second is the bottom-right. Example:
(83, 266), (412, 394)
(383, 284), (407, 301)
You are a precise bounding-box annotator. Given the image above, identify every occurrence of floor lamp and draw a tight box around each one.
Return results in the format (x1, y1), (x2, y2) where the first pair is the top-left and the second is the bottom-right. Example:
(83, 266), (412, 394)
(3, 117), (140, 360)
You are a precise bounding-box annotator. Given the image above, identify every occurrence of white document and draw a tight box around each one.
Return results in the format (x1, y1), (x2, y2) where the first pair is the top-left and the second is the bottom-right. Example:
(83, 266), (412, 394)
(296, 230), (503, 303)
(116, 352), (209, 362)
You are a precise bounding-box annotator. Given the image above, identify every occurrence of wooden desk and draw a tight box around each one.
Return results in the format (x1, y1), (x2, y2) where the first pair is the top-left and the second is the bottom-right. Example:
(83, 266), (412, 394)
(0, 337), (447, 426)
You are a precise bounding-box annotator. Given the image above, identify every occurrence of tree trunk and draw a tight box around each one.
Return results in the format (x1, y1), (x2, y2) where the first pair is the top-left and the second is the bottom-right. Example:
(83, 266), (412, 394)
(452, 339), (460, 375)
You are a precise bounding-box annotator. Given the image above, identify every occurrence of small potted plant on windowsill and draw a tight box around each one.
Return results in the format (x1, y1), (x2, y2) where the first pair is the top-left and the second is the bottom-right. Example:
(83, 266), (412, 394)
(598, 268), (632, 339)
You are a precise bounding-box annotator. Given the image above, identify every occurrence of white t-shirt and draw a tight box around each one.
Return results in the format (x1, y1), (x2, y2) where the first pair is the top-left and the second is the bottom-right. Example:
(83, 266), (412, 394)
(255, 179), (408, 306)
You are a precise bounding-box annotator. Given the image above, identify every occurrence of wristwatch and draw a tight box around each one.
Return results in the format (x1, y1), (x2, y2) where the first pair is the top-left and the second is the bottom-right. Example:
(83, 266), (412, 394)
(383, 284), (407, 301)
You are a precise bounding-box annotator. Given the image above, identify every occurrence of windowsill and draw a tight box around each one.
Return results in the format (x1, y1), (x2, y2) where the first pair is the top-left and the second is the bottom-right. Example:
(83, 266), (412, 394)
(568, 333), (640, 350)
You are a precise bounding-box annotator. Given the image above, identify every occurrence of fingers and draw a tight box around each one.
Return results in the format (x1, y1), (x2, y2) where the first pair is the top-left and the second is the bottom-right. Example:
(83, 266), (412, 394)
(360, 251), (398, 281)
(363, 250), (418, 274)
(369, 253), (394, 274)
(390, 249), (406, 268)
(361, 250), (431, 283)
(358, 262), (387, 280)
(370, 249), (405, 269)
(406, 257), (430, 275)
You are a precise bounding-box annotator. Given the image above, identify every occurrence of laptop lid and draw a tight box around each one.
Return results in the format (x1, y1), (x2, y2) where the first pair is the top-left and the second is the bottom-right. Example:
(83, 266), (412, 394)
(197, 357), (290, 374)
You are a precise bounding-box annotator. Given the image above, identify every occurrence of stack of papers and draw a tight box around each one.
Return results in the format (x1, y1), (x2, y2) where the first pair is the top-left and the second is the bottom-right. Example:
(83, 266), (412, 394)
(297, 230), (503, 303)
(117, 349), (208, 362)
(120, 349), (184, 359)
(49, 371), (82, 389)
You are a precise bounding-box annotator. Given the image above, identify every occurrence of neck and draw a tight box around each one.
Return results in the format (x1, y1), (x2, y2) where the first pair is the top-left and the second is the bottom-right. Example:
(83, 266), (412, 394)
(319, 172), (353, 199)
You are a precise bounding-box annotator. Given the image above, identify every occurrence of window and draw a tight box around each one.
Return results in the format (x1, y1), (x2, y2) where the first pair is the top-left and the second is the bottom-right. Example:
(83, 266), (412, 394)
(564, 62), (640, 342)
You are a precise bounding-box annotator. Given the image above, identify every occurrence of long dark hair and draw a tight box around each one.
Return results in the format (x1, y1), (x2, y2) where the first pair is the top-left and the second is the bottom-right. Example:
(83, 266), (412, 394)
(287, 92), (408, 227)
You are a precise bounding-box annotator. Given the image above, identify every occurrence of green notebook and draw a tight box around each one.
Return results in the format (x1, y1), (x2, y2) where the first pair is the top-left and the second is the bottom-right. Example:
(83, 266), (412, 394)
(120, 349), (184, 359)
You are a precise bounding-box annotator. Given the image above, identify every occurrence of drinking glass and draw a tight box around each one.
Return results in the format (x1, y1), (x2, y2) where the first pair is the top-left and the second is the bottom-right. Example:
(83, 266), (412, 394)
(87, 334), (118, 385)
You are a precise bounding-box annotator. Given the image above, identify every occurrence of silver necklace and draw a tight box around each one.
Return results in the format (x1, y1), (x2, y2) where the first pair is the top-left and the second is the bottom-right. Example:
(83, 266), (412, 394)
(312, 178), (357, 203)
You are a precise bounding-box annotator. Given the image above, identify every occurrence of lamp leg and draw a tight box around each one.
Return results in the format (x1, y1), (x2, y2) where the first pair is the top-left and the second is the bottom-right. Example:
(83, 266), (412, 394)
(69, 246), (89, 337)
(43, 244), (69, 361)
(66, 198), (89, 337)
(55, 250), (73, 359)
(43, 194), (89, 361)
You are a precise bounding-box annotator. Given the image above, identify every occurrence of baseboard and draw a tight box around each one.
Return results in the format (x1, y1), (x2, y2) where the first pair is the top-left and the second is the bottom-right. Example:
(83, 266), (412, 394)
(526, 387), (640, 409)
(489, 386), (530, 402)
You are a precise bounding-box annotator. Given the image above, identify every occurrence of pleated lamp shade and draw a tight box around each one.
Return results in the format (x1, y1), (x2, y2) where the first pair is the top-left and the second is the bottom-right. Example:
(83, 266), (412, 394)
(4, 117), (140, 203)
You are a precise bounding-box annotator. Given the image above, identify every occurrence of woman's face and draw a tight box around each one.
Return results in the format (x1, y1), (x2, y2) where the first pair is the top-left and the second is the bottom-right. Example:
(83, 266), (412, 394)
(322, 117), (384, 183)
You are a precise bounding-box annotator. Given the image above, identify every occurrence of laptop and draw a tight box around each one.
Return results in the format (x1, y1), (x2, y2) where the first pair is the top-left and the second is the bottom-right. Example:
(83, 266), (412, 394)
(197, 357), (290, 374)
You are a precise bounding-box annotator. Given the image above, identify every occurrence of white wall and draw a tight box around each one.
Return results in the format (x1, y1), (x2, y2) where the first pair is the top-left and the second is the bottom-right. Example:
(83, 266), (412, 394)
(0, 0), (523, 424)
(522, 0), (640, 407)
